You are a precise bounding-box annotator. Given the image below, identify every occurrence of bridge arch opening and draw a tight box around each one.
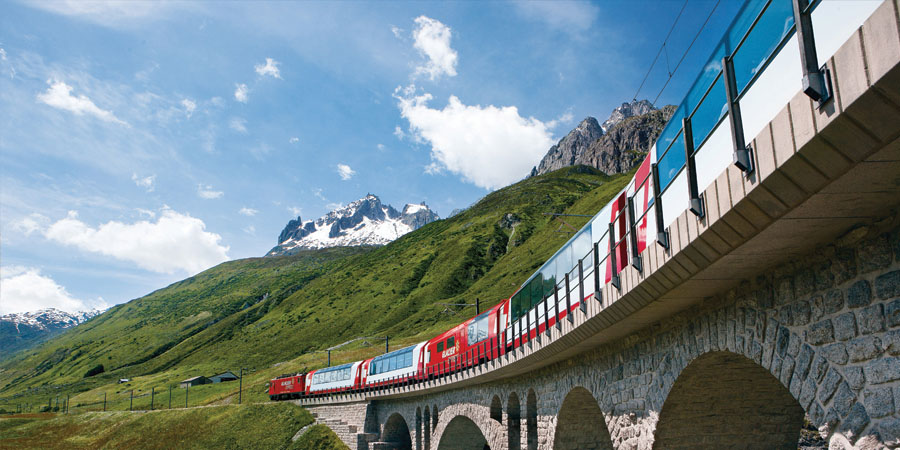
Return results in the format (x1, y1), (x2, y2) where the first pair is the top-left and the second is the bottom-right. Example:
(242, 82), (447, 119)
(490, 395), (502, 422)
(553, 386), (613, 450)
(508, 392), (521, 450)
(526, 389), (537, 450)
(437, 415), (490, 450)
(654, 351), (804, 449)
(382, 412), (413, 450)
(423, 407), (432, 450)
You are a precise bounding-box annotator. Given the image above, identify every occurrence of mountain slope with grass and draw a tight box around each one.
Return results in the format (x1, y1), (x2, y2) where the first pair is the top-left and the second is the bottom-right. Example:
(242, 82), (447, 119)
(0, 166), (633, 406)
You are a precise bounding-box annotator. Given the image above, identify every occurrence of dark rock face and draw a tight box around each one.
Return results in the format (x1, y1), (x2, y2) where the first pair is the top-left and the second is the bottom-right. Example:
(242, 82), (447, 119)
(531, 101), (675, 177)
(401, 203), (440, 229)
(534, 117), (605, 176)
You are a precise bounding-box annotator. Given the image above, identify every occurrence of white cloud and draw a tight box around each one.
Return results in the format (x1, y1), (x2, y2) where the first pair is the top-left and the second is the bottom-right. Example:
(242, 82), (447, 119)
(12, 213), (49, 236)
(234, 83), (249, 103)
(238, 207), (257, 216)
(412, 16), (458, 80)
(545, 110), (575, 129)
(377, 143), (386, 151)
(325, 202), (343, 211)
(0, 266), (106, 314)
(394, 126), (406, 140)
(135, 208), (156, 218)
(289, 137), (299, 144)
(36, 79), (127, 125)
(131, 172), (155, 192)
(210, 96), (225, 107)
(312, 188), (326, 201)
(336, 164), (356, 180)
(0, 48), (6, 61)
(23, 1), (177, 27)
(43, 209), (229, 275)
(229, 117), (247, 133)
(288, 206), (302, 217)
(513, 1), (599, 33)
(181, 98), (196, 117)
(197, 184), (223, 199)
(242, 225), (256, 235)
(391, 26), (403, 39)
(395, 86), (555, 190)
(254, 58), (282, 79)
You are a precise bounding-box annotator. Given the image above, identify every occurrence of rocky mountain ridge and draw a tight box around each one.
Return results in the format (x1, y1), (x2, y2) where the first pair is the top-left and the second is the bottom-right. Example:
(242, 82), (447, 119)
(0, 308), (102, 356)
(531, 99), (675, 177)
(268, 195), (439, 256)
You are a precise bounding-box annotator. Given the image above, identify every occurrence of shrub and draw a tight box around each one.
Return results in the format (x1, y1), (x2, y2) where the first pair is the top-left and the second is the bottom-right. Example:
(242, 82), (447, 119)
(84, 364), (105, 378)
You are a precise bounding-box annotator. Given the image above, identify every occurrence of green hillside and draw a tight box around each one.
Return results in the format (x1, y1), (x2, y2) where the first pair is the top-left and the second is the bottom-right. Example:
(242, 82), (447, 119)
(0, 166), (631, 406)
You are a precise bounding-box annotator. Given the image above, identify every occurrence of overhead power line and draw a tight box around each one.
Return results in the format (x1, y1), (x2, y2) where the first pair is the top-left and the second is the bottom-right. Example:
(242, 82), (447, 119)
(632, 0), (690, 103)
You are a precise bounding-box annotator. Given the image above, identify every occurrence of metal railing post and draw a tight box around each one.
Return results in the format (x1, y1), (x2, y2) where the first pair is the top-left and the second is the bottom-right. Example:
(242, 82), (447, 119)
(722, 56), (753, 173)
(627, 196), (644, 271)
(792, 0), (829, 104)
(650, 163), (670, 249)
(593, 242), (602, 303)
(682, 117), (704, 218)
(608, 222), (620, 290)
(564, 273), (573, 322)
(578, 259), (586, 313)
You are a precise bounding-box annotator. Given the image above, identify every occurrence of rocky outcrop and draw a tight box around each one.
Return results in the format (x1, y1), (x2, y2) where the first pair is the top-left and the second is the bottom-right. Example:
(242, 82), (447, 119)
(531, 101), (674, 177)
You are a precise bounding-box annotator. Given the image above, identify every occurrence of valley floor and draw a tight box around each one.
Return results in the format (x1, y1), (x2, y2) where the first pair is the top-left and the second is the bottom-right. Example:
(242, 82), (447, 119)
(0, 402), (347, 450)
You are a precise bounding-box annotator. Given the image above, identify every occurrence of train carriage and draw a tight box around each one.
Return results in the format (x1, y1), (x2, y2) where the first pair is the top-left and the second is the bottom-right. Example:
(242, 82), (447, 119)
(268, 373), (306, 400)
(362, 342), (427, 388)
(425, 301), (506, 378)
(306, 361), (363, 395)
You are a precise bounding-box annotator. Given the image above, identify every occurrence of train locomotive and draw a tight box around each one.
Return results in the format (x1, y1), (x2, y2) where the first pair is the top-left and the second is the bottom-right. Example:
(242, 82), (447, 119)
(269, 156), (656, 401)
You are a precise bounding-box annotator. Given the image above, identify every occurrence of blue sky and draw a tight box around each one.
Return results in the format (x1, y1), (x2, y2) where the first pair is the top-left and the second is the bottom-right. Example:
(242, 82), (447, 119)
(0, 0), (743, 314)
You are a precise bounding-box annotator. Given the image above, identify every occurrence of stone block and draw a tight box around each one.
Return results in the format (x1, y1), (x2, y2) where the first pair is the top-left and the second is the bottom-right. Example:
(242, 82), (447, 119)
(833, 313), (858, 342)
(796, 344), (815, 381)
(832, 382), (856, 417)
(832, 248), (857, 286)
(807, 319), (835, 346)
(864, 357), (900, 384)
(818, 368), (842, 404)
(814, 261), (835, 292)
(876, 271), (900, 301)
(838, 403), (871, 444)
(859, 235), (893, 273)
(824, 289), (845, 314)
(800, 377), (818, 410)
(863, 387), (894, 418)
(878, 417), (900, 447)
(847, 280), (873, 309)
(886, 330), (900, 356)
(823, 342), (849, 365)
(810, 354), (828, 383)
(857, 304), (885, 335)
(843, 365), (866, 391)
(847, 336), (883, 363)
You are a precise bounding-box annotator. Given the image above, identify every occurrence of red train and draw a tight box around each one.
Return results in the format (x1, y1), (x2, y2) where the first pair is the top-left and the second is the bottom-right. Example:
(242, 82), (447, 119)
(269, 157), (657, 400)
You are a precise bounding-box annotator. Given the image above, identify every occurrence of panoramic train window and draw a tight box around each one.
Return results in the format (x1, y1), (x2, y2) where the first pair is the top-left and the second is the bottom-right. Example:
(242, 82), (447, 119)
(467, 311), (491, 345)
(370, 345), (416, 375)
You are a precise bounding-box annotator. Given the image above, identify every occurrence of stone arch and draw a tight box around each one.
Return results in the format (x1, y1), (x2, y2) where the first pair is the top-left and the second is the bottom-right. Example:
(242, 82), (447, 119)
(654, 351), (804, 449)
(423, 406), (432, 450)
(437, 415), (490, 450)
(553, 387), (614, 450)
(489, 395), (502, 423)
(383, 412), (413, 450)
(416, 407), (423, 450)
(526, 389), (537, 450)
(431, 403), (504, 450)
(508, 392), (521, 450)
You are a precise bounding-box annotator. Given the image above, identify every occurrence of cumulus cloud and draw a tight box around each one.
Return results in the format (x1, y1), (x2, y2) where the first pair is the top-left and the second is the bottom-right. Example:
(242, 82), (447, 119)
(391, 26), (403, 39)
(197, 184), (223, 199)
(43, 210), (229, 275)
(288, 206), (302, 217)
(229, 117), (247, 133)
(238, 207), (257, 216)
(289, 137), (299, 144)
(234, 83), (249, 103)
(0, 266), (106, 314)
(36, 79), (127, 125)
(412, 16), (458, 80)
(254, 58), (282, 79)
(131, 172), (155, 192)
(13, 213), (49, 236)
(181, 98), (196, 117)
(336, 164), (356, 180)
(393, 126), (405, 140)
(395, 86), (555, 190)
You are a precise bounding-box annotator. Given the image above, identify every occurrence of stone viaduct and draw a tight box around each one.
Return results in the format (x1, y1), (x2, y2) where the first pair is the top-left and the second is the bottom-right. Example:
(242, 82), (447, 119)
(299, 1), (900, 448)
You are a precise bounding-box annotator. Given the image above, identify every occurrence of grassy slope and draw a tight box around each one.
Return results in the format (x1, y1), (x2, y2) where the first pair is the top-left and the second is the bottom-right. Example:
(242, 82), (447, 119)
(0, 403), (347, 450)
(0, 166), (632, 407)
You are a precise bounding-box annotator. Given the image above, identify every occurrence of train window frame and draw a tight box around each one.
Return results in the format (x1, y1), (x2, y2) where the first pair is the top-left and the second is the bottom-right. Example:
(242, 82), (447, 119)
(437, 342), (444, 353)
(447, 336), (455, 348)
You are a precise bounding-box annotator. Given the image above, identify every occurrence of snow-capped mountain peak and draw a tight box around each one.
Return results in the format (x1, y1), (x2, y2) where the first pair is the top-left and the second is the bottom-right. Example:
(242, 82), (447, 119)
(1, 308), (101, 331)
(268, 195), (439, 256)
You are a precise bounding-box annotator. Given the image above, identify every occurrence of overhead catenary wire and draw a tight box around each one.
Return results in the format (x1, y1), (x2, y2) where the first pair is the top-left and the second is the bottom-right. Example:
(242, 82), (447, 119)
(650, 0), (723, 107)
(631, 0), (690, 103)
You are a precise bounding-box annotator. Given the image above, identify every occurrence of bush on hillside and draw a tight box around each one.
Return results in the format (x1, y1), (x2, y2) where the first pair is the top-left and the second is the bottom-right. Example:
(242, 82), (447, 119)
(83, 364), (105, 378)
